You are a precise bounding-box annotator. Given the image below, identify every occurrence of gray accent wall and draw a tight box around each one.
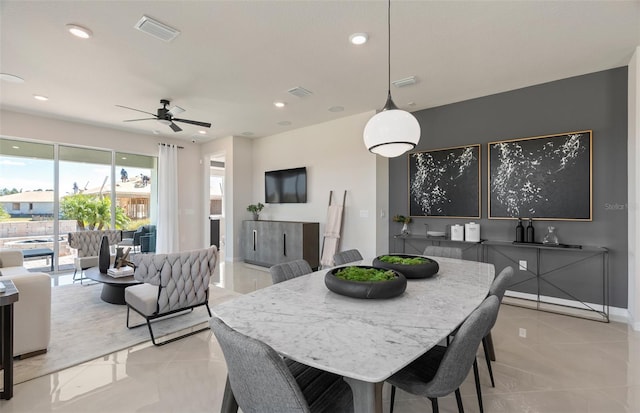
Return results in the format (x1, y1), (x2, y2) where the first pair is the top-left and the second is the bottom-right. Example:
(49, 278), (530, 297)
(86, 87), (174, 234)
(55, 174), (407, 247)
(389, 67), (628, 308)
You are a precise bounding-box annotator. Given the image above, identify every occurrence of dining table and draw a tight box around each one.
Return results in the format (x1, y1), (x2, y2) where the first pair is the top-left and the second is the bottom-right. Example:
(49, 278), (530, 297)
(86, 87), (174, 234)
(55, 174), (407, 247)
(212, 256), (495, 413)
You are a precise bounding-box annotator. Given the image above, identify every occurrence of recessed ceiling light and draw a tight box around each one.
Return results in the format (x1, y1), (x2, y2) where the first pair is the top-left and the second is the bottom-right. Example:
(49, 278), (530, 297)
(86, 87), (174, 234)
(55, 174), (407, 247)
(152, 130), (161, 135)
(0, 73), (25, 83)
(274, 101), (286, 108)
(33, 94), (48, 101)
(121, 157), (127, 160)
(328, 106), (344, 113)
(66, 24), (93, 39)
(277, 121), (292, 126)
(349, 33), (368, 45)
(199, 130), (207, 135)
(12, 146), (20, 149)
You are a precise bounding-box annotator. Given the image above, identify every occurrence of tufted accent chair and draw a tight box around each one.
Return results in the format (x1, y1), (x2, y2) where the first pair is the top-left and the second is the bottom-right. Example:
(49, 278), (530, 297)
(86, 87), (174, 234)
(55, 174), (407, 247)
(68, 230), (123, 282)
(125, 245), (217, 346)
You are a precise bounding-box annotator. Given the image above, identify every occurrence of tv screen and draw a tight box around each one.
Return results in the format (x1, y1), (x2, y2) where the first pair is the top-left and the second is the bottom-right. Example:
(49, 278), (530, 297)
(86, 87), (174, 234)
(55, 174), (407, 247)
(265, 167), (307, 203)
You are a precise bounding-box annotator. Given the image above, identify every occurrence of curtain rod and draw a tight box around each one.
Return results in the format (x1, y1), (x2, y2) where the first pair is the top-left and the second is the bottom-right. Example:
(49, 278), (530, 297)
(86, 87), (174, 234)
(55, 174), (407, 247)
(158, 143), (184, 149)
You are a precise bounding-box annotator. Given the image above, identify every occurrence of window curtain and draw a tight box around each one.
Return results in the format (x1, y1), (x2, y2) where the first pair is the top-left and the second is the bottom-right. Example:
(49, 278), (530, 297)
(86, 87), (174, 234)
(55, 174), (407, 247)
(156, 144), (179, 253)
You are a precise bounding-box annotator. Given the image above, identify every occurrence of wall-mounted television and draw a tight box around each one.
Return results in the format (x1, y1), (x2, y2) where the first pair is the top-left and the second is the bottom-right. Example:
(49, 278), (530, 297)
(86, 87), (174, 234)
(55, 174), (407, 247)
(265, 167), (307, 203)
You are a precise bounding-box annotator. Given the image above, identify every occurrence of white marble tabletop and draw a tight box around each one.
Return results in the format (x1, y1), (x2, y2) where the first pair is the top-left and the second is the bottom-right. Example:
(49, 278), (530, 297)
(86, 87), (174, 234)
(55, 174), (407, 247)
(212, 257), (495, 384)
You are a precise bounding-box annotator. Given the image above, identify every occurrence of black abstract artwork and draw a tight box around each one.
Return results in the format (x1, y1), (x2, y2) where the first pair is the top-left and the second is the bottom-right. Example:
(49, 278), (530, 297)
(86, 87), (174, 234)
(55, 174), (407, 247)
(489, 131), (592, 220)
(409, 144), (480, 218)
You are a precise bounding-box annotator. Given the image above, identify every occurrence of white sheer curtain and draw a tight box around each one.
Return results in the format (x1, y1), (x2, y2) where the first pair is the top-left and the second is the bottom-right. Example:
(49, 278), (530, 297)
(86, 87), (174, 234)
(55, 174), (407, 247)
(156, 144), (179, 253)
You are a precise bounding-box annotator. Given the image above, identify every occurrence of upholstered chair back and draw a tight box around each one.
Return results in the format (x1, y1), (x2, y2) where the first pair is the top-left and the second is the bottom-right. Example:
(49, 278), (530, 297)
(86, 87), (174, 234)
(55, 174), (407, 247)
(132, 246), (217, 314)
(68, 230), (122, 257)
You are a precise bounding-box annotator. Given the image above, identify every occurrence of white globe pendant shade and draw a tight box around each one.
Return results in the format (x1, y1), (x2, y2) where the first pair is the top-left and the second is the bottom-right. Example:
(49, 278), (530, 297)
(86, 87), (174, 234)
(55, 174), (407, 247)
(363, 107), (421, 157)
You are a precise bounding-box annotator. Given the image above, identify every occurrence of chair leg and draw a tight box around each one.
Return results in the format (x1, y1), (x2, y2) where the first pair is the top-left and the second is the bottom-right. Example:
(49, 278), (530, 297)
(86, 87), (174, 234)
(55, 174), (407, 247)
(482, 336), (496, 387)
(389, 385), (396, 413)
(454, 389), (464, 413)
(429, 397), (439, 413)
(473, 358), (484, 413)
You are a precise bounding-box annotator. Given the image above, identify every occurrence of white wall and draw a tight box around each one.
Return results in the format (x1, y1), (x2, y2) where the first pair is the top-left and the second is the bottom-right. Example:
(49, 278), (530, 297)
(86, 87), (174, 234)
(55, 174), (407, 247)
(250, 111), (382, 260)
(629, 47), (640, 330)
(0, 109), (204, 251)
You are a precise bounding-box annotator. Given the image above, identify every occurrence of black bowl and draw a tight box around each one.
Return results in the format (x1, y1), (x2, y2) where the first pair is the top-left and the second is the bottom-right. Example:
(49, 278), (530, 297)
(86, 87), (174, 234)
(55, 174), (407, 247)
(325, 266), (407, 299)
(372, 254), (439, 279)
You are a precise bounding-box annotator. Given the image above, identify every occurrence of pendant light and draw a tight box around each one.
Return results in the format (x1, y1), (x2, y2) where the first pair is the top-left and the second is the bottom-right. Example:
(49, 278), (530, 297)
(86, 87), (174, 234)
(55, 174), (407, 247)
(363, 0), (421, 157)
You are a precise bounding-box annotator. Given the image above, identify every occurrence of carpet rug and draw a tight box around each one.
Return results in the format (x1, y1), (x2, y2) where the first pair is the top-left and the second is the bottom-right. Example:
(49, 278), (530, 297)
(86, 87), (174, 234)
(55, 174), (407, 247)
(11, 282), (240, 384)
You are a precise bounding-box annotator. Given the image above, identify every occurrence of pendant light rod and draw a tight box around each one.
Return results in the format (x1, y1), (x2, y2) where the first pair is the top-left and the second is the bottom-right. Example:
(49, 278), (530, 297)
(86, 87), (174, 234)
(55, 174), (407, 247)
(387, 0), (391, 97)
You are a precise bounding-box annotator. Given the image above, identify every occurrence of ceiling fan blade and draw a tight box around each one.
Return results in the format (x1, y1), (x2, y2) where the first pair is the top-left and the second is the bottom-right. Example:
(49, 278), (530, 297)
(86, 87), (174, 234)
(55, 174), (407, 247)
(168, 105), (185, 116)
(173, 118), (212, 128)
(169, 122), (182, 132)
(115, 105), (157, 117)
(123, 118), (156, 122)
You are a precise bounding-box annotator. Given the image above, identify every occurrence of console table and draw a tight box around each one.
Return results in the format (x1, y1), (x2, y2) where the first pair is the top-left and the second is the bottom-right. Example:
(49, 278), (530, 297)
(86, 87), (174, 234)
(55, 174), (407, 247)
(0, 280), (19, 400)
(393, 234), (483, 261)
(482, 241), (609, 322)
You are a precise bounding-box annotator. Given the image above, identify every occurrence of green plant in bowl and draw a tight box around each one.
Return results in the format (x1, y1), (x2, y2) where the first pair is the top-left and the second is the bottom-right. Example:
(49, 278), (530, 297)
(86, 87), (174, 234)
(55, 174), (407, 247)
(378, 255), (429, 265)
(334, 266), (396, 282)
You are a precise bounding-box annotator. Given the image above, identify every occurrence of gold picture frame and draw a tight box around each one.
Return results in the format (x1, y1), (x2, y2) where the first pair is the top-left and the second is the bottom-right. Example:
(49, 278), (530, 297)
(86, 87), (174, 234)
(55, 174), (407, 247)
(488, 130), (592, 221)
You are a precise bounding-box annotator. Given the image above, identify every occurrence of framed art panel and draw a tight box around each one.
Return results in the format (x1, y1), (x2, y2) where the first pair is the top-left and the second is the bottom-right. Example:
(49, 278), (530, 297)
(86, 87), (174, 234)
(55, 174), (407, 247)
(488, 130), (592, 220)
(409, 144), (480, 218)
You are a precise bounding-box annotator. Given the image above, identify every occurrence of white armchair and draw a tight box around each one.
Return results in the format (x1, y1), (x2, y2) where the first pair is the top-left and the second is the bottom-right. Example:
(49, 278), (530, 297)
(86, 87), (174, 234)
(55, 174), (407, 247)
(125, 246), (217, 346)
(0, 249), (51, 358)
(68, 230), (122, 282)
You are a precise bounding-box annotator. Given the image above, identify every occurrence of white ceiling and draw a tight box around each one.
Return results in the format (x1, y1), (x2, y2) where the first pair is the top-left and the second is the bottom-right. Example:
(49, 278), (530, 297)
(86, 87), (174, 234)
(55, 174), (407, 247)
(1, 1), (639, 143)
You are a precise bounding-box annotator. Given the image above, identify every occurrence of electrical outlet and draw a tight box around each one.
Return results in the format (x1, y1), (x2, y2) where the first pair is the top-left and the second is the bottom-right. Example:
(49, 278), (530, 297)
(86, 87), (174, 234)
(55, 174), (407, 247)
(519, 328), (527, 338)
(519, 260), (527, 271)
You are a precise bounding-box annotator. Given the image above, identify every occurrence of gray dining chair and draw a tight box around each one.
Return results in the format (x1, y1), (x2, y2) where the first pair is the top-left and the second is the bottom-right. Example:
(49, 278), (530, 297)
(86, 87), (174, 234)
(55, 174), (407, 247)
(423, 245), (463, 259)
(269, 259), (313, 284)
(388, 295), (500, 413)
(210, 317), (354, 413)
(482, 265), (514, 387)
(333, 249), (363, 266)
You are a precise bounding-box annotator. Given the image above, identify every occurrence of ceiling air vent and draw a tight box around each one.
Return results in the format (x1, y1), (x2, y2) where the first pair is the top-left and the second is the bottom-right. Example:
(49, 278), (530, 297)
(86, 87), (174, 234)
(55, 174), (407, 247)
(392, 76), (417, 88)
(287, 86), (313, 98)
(134, 15), (181, 42)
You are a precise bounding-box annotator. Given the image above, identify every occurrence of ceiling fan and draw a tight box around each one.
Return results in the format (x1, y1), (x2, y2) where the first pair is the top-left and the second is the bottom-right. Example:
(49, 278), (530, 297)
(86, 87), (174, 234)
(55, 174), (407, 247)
(116, 99), (211, 132)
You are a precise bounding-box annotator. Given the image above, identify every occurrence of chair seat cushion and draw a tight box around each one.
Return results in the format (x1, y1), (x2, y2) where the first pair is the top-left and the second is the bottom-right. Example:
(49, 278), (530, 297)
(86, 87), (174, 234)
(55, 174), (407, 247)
(0, 266), (31, 276)
(387, 345), (447, 397)
(285, 358), (354, 413)
(125, 283), (159, 316)
(74, 256), (98, 270)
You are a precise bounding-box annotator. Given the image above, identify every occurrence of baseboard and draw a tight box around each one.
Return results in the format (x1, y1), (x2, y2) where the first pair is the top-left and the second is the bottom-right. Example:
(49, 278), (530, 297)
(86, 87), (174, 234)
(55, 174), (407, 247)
(504, 290), (629, 324)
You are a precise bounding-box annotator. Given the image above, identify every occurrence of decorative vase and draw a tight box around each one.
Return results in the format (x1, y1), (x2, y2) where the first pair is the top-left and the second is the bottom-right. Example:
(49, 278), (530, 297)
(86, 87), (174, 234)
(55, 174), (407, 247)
(98, 235), (110, 273)
(253, 213), (259, 221)
(401, 222), (410, 236)
(543, 226), (559, 245)
(526, 218), (535, 243)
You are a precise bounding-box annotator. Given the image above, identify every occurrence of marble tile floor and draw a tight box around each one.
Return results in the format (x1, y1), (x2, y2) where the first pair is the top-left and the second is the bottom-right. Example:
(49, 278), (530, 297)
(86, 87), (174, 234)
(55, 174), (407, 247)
(2, 260), (640, 413)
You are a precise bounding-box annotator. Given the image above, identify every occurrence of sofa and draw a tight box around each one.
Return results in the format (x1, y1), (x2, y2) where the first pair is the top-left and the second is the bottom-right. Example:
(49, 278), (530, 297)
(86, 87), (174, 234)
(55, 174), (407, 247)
(68, 230), (122, 281)
(0, 249), (51, 358)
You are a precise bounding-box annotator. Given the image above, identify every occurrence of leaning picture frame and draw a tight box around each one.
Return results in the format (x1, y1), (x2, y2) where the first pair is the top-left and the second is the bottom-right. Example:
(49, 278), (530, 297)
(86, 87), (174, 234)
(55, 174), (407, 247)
(408, 144), (481, 218)
(488, 130), (592, 221)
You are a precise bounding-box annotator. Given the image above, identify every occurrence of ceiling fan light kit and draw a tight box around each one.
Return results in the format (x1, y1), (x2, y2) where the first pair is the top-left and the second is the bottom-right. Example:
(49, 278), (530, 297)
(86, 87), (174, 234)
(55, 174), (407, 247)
(363, 0), (421, 158)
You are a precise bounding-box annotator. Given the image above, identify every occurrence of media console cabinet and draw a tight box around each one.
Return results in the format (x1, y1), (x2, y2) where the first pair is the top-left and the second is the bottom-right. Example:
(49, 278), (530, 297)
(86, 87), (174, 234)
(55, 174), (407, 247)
(242, 220), (319, 270)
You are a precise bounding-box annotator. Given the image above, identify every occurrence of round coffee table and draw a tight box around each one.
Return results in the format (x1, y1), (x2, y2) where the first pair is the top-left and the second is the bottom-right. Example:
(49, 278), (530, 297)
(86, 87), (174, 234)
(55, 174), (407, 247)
(85, 267), (142, 305)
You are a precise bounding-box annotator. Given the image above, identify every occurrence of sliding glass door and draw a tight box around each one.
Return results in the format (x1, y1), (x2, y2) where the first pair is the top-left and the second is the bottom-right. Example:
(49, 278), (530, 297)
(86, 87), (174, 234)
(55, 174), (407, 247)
(0, 139), (56, 271)
(0, 137), (157, 272)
